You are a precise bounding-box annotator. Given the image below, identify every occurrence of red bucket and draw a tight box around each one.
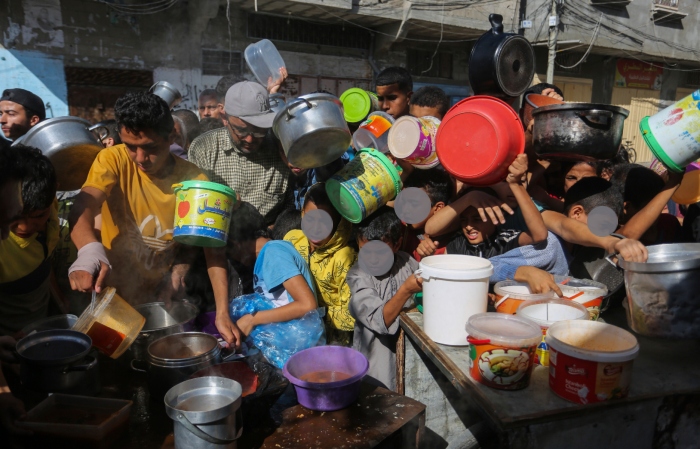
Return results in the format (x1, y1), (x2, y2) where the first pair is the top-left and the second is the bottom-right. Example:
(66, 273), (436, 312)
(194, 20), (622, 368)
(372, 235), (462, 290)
(436, 96), (525, 186)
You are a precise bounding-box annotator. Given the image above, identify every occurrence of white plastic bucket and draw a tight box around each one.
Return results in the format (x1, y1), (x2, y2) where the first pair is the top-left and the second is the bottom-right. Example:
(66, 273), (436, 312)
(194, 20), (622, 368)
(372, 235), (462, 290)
(546, 320), (639, 404)
(640, 89), (700, 173)
(418, 255), (493, 346)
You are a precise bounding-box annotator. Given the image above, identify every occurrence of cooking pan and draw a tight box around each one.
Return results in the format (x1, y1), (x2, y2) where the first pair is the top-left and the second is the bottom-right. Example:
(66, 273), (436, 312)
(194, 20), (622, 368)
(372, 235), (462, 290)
(469, 14), (535, 100)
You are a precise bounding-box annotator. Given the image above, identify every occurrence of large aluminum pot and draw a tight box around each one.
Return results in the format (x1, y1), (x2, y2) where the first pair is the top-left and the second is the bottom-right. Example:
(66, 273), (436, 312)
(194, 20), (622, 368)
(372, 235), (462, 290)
(142, 332), (236, 400)
(532, 103), (629, 161)
(150, 81), (182, 109)
(468, 14), (535, 100)
(16, 329), (100, 395)
(619, 243), (700, 339)
(13, 116), (102, 191)
(273, 93), (351, 169)
(130, 301), (199, 363)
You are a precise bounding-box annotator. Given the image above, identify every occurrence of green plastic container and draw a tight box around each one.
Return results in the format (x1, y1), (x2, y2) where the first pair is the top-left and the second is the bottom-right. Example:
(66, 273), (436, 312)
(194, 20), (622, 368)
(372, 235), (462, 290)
(339, 88), (379, 124)
(172, 180), (236, 247)
(325, 148), (402, 223)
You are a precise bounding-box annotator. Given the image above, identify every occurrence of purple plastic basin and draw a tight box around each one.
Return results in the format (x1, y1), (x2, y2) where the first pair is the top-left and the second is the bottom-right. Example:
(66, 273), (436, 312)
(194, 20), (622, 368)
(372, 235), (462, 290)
(195, 312), (222, 339)
(283, 346), (369, 411)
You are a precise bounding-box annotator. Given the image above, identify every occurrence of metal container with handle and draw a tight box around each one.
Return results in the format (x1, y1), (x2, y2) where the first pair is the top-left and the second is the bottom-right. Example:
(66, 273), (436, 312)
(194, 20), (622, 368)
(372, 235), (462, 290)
(273, 93), (351, 169)
(532, 103), (630, 161)
(150, 81), (182, 109)
(618, 243), (700, 339)
(13, 116), (102, 191)
(468, 14), (535, 100)
(130, 301), (199, 364)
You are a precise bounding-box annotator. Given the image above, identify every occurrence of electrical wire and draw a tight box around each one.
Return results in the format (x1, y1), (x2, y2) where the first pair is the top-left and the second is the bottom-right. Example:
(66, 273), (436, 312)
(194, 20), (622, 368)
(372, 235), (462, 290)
(555, 13), (601, 69)
(97, 0), (179, 15)
(420, 0), (445, 75)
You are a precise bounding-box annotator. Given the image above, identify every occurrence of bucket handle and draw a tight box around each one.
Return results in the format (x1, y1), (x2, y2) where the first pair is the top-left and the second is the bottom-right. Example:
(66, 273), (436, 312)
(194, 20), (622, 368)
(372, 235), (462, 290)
(64, 355), (98, 373)
(493, 294), (509, 309)
(175, 410), (243, 445)
(414, 269), (427, 280)
(130, 359), (148, 373)
(285, 98), (314, 121)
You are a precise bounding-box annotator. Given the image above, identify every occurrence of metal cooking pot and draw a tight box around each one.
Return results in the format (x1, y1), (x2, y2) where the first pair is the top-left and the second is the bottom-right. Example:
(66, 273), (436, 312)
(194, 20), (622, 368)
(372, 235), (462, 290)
(468, 14), (535, 100)
(16, 329), (100, 395)
(532, 103), (629, 161)
(13, 116), (102, 191)
(139, 332), (236, 400)
(619, 243), (700, 339)
(150, 81), (182, 109)
(273, 93), (351, 169)
(130, 301), (199, 364)
(269, 93), (286, 116)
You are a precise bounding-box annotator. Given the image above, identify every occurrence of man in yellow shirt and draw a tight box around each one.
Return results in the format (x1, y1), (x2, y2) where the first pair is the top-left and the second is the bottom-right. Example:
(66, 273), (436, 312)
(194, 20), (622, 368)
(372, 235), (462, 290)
(68, 92), (242, 347)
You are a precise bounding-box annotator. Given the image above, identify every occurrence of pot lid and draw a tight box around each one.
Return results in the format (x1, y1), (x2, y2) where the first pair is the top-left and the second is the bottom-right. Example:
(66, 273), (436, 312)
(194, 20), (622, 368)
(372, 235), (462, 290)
(16, 329), (92, 366)
(148, 332), (218, 361)
(495, 36), (536, 97)
(12, 116), (95, 145)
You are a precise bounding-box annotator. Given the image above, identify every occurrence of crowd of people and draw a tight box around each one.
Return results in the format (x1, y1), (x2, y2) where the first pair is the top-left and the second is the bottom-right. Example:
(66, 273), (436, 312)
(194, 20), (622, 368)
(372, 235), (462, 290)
(0, 65), (694, 432)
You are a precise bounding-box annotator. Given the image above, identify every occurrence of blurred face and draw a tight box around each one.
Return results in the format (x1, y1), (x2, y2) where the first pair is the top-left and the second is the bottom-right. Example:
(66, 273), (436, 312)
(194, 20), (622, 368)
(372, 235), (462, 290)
(376, 84), (411, 120)
(198, 95), (223, 119)
(224, 114), (267, 154)
(120, 127), (174, 178)
(0, 180), (23, 240)
(0, 101), (39, 140)
(302, 201), (337, 249)
(460, 206), (496, 245)
(11, 207), (51, 238)
(409, 104), (443, 120)
(564, 163), (597, 193)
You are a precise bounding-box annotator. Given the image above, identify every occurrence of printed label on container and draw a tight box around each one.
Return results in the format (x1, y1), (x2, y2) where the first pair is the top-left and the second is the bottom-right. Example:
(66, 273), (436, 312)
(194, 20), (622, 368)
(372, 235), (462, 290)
(469, 342), (536, 390)
(548, 346), (633, 404)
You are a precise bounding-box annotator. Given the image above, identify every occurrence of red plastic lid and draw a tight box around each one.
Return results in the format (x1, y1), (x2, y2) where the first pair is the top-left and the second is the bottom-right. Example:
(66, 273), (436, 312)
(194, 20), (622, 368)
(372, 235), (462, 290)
(436, 96), (524, 185)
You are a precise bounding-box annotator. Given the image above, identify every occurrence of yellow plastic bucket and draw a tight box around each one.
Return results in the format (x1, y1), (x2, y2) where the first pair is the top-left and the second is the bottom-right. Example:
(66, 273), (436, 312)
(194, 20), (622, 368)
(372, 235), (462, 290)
(172, 181), (236, 247)
(325, 148), (402, 223)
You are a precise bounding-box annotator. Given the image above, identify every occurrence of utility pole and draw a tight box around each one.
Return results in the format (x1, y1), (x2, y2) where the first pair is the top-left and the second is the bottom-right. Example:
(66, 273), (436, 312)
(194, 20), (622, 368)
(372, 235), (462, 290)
(546, 0), (558, 84)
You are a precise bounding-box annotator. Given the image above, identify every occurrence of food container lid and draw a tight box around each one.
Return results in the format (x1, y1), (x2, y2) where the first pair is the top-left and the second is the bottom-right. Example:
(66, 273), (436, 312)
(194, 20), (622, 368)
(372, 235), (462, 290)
(516, 298), (589, 328)
(388, 116), (424, 159)
(493, 281), (558, 301)
(340, 88), (374, 124)
(419, 254), (493, 280)
(465, 312), (542, 347)
(555, 276), (607, 300)
(172, 180), (236, 198)
(545, 320), (639, 363)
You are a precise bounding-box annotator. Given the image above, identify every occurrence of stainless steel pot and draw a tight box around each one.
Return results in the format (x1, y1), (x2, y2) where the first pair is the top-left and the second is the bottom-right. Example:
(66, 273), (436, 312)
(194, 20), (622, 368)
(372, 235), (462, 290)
(140, 332), (236, 400)
(131, 301), (199, 363)
(532, 103), (630, 161)
(269, 93), (286, 116)
(16, 330), (100, 395)
(468, 14), (535, 100)
(619, 243), (700, 338)
(150, 81), (182, 109)
(13, 116), (102, 191)
(273, 93), (351, 169)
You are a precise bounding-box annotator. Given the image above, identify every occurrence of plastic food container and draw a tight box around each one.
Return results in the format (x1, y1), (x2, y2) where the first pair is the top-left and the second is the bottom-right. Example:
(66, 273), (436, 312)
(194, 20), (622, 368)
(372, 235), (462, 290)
(72, 287), (146, 359)
(546, 320), (639, 404)
(388, 116), (440, 169)
(436, 96), (524, 186)
(556, 276), (608, 321)
(516, 298), (589, 366)
(493, 280), (557, 314)
(326, 148), (402, 223)
(172, 181), (237, 248)
(352, 111), (395, 153)
(16, 394), (132, 440)
(339, 88), (379, 124)
(465, 313), (542, 390)
(419, 255), (494, 346)
(283, 346), (369, 411)
(244, 39), (286, 86)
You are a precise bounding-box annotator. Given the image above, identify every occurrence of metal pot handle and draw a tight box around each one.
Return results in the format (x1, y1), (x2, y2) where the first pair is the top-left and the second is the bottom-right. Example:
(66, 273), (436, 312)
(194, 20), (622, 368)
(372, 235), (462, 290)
(577, 110), (613, 127)
(221, 345), (245, 362)
(130, 359), (148, 373)
(175, 412), (242, 444)
(489, 14), (504, 35)
(64, 355), (98, 373)
(88, 124), (109, 140)
(285, 98), (314, 121)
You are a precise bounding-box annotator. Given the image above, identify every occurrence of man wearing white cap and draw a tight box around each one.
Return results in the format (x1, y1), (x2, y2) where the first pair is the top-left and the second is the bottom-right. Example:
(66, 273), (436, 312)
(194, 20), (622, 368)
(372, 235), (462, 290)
(189, 81), (291, 224)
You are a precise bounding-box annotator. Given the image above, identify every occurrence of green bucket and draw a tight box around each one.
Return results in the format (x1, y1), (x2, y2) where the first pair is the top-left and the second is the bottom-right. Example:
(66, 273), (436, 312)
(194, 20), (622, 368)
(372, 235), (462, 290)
(325, 148), (402, 224)
(172, 180), (236, 247)
(339, 88), (379, 124)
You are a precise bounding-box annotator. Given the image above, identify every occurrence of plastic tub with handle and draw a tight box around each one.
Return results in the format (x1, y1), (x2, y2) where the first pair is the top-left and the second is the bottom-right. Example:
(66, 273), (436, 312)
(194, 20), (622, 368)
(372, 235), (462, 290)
(418, 255), (493, 346)
(244, 39), (286, 87)
(172, 181), (237, 248)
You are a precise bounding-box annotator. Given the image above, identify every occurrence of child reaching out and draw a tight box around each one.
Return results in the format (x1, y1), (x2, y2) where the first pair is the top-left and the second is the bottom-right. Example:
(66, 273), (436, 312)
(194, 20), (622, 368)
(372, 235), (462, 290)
(347, 207), (422, 391)
(429, 154), (549, 258)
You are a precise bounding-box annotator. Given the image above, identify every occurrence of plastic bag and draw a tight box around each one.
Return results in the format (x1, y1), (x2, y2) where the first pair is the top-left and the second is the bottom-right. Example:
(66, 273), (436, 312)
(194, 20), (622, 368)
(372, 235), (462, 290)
(230, 293), (326, 369)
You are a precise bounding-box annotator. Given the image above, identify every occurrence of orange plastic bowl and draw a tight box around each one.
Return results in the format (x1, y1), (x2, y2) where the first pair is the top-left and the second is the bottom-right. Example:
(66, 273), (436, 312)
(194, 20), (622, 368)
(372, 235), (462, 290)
(436, 96), (525, 186)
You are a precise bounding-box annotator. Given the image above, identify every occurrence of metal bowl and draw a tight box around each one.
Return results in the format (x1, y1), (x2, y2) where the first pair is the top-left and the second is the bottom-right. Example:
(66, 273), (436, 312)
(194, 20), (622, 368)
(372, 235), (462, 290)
(619, 243), (700, 338)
